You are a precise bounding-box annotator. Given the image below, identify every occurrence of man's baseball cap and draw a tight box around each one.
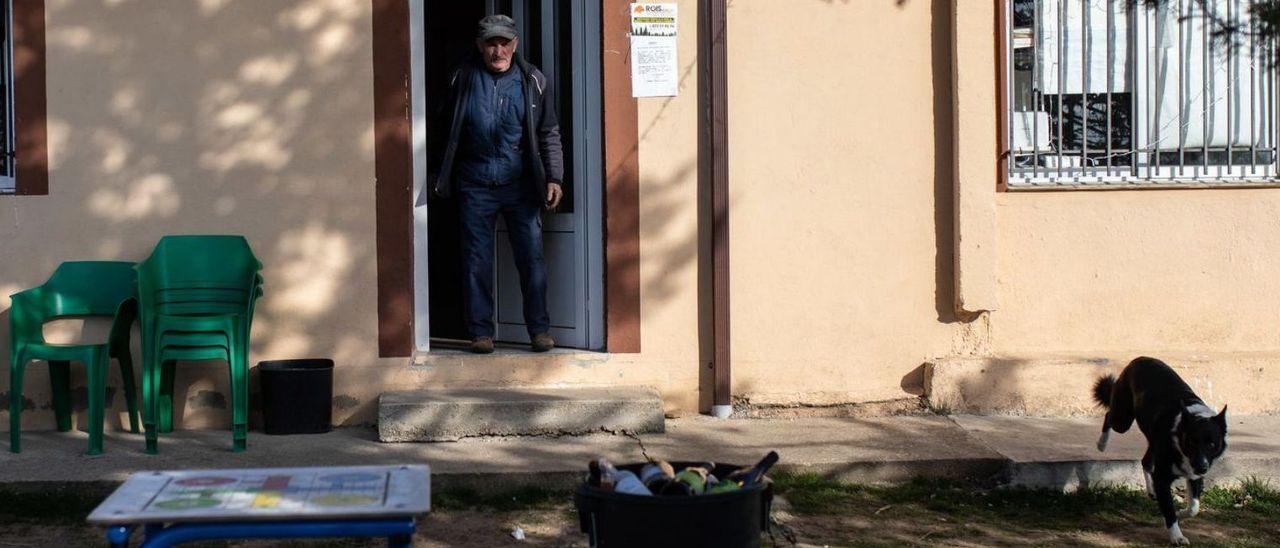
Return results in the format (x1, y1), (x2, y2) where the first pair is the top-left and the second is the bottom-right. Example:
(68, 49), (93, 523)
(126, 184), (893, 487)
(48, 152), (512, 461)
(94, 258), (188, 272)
(478, 15), (518, 41)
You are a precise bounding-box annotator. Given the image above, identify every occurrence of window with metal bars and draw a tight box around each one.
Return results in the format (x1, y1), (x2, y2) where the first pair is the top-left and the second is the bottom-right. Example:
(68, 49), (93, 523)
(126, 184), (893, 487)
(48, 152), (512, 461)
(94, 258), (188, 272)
(1005, 0), (1280, 187)
(0, 0), (13, 193)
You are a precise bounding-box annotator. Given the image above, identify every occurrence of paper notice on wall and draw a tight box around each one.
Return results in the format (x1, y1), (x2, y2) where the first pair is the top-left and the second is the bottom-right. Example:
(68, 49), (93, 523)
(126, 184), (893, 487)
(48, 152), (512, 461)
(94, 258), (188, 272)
(630, 3), (678, 97)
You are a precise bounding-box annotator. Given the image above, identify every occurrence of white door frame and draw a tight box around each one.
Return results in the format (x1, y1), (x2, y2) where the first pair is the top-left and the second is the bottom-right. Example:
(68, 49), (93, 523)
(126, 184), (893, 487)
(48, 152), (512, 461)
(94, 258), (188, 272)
(407, 0), (604, 354)
(408, 0), (431, 353)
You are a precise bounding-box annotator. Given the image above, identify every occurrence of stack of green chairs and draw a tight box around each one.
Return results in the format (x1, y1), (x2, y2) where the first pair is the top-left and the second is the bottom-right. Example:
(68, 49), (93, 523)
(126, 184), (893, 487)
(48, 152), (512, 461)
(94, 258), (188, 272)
(136, 235), (262, 454)
(8, 261), (142, 455)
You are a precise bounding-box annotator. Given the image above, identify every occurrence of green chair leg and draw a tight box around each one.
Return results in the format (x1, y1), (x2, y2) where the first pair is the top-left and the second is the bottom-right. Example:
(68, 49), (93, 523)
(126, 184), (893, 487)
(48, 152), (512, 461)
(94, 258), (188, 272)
(142, 345), (159, 455)
(9, 354), (26, 453)
(229, 349), (248, 453)
(232, 424), (247, 453)
(158, 360), (176, 434)
(116, 349), (141, 434)
(48, 360), (73, 432)
(86, 349), (109, 456)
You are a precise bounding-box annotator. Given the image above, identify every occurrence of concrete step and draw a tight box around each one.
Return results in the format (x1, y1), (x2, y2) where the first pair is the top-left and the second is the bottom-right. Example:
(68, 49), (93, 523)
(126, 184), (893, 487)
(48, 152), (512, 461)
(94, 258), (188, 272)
(377, 386), (665, 442)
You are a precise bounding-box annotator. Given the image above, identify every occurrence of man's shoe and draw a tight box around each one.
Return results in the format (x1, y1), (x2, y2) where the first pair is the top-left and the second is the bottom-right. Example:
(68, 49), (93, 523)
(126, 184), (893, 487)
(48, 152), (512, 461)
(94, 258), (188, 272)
(469, 337), (495, 354)
(531, 333), (555, 353)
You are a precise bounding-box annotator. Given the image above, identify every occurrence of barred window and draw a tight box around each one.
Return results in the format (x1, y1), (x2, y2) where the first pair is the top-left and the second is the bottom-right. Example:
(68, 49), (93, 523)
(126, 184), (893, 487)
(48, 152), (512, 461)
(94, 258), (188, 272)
(1005, 0), (1280, 188)
(1, 0), (13, 193)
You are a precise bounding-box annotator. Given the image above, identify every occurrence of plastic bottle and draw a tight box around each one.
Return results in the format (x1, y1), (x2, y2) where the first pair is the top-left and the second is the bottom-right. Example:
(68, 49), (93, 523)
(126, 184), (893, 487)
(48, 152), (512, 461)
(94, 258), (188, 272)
(673, 465), (710, 495)
(596, 459), (652, 496)
(638, 461), (674, 486)
(657, 479), (693, 496)
(706, 478), (742, 494)
(588, 459), (604, 488)
(737, 451), (779, 485)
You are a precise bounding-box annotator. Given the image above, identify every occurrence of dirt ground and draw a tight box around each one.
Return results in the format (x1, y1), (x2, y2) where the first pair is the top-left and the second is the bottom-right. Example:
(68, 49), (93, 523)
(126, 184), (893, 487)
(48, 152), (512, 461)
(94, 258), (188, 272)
(3, 475), (1277, 547)
(2, 499), (1275, 547)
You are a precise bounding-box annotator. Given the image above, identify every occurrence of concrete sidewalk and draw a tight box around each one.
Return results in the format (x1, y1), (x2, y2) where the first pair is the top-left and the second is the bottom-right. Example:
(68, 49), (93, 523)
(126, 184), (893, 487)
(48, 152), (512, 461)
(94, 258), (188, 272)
(2, 414), (1276, 492)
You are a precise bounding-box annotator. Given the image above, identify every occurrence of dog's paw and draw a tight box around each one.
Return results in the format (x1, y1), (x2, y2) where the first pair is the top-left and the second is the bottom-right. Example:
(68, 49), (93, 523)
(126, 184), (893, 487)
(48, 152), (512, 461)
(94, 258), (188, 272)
(1179, 499), (1201, 519)
(1096, 431), (1110, 452)
(1168, 524), (1191, 546)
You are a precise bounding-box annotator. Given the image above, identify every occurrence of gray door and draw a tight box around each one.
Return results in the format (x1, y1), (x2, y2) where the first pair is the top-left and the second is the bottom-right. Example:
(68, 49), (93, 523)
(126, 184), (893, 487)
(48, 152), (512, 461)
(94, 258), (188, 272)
(488, 0), (602, 349)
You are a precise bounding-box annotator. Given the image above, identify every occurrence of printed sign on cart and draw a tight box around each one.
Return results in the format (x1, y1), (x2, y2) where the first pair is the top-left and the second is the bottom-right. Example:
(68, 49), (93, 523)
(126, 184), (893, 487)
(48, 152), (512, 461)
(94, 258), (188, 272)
(87, 465), (431, 523)
(630, 3), (678, 97)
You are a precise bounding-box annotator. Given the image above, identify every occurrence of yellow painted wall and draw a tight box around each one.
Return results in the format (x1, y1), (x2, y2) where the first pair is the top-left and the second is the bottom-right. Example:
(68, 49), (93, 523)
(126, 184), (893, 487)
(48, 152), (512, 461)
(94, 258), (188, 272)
(994, 190), (1280, 354)
(725, 0), (958, 405)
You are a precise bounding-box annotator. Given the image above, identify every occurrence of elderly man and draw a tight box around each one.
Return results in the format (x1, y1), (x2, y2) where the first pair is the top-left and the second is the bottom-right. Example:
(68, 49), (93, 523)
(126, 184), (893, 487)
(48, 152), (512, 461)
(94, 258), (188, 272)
(432, 15), (564, 354)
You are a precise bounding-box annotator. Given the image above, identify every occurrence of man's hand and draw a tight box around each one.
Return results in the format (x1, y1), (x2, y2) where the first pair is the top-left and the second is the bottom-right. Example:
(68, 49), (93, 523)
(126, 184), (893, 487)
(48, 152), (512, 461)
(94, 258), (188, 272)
(546, 182), (564, 210)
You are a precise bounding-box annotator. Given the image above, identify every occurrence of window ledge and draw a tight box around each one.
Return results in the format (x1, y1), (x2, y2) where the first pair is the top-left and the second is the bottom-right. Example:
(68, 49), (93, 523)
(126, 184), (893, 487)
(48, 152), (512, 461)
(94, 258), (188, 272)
(1005, 180), (1280, 192)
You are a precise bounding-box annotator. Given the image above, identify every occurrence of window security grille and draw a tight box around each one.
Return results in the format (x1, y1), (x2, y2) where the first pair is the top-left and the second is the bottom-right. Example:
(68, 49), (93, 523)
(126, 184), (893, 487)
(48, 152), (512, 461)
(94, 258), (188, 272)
(1005, 0), (1280, 187)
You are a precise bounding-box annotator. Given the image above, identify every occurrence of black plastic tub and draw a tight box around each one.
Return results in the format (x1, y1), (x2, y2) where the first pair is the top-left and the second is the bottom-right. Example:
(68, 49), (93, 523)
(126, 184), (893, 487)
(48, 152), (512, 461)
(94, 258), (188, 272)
(258, 359), (333, 435)
(574, 461), (773, 548)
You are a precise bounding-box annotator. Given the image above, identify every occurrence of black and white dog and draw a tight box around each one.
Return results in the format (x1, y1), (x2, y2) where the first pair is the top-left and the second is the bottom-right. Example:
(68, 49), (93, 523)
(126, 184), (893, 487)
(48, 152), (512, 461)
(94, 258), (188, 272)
(1094, 357), (1228, 546)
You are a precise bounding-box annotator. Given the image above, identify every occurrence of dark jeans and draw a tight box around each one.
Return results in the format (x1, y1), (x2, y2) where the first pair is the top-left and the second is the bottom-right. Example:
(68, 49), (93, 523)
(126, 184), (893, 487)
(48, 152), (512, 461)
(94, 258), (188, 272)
(458, 183), (550, 339)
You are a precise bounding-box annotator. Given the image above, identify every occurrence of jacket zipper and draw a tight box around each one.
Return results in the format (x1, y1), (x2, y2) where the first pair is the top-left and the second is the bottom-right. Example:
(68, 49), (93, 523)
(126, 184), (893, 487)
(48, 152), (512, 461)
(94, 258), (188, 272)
(491, 77), (501, 184)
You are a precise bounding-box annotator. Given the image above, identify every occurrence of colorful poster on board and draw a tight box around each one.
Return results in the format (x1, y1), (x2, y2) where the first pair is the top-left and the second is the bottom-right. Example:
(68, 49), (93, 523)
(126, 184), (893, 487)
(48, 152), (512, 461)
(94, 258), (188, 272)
(630, 3), (678, 97)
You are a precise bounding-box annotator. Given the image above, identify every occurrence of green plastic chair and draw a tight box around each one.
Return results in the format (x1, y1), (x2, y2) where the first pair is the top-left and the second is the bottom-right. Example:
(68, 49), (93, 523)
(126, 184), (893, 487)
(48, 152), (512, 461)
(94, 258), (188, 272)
(8, 261), (142, 455)
(148, 280), (262, 435)
(148, 276), (262, 434)
(151, 288), (262, 435)
(140, 285), (259, 452)
(136, 235), (262, 454)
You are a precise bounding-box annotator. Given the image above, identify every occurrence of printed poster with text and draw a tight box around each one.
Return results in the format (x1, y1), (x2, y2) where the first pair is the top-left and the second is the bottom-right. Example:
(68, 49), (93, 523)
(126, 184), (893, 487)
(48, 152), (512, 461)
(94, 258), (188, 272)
(630, 3), (677, 97)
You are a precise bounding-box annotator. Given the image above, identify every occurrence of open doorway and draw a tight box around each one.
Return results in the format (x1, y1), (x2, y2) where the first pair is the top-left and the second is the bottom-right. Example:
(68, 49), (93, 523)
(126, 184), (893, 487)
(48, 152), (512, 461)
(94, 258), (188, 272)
(418, 0), (604, 351)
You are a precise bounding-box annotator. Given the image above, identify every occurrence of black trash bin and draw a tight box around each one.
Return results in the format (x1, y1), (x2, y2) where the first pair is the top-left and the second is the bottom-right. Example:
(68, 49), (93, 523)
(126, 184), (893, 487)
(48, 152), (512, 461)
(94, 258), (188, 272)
(258, 359), (333, 435)
(574, 462), (773, 548)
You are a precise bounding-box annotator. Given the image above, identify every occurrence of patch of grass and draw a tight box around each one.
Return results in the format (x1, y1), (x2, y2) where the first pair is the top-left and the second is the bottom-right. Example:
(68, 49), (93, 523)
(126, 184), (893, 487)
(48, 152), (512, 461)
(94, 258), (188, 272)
(0, 487), (105, 523)
(1202, 477), (1280, 513)
(431, 485), (571, 512)
(775, 473), (1153, 522)
(773, 473), (1280, 544)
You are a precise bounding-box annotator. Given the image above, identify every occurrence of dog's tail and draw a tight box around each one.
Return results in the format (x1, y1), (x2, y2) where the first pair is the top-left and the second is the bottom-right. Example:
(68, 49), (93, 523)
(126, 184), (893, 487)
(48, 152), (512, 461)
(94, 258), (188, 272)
(1092, 375), (1117, 408)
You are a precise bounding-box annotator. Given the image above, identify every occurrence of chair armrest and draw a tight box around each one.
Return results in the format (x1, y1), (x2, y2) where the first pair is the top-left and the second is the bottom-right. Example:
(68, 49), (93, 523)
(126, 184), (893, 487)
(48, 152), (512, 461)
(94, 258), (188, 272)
(9, 287), (39, 300)
(8, 288), (47, 345)
(108, 297), (139, 348)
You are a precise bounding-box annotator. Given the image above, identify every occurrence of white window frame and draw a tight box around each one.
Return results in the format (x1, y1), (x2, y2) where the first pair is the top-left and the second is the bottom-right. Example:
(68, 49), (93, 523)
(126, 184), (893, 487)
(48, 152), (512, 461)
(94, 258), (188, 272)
(0, 0), (15, 193)
(1004, 0), (1280, 189)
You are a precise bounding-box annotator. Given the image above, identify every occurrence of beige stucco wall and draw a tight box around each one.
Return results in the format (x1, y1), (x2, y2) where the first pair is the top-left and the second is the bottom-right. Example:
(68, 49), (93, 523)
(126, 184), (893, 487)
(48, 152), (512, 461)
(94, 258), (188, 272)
(994, 190), (1280, 354)
(724, 0), (962, 405)
(0, 0), (387, 430)
(938, 0), (1280, 415)
(944, 0), (1280, 356)
(0, 0), (717, 432)
(5, 0), (1276, 436)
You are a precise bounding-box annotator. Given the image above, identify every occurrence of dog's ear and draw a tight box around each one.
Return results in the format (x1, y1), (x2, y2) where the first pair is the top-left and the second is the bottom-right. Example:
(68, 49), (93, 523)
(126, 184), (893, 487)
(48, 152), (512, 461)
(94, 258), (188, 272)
(1215, 405), (1228, 431)
(1179, 406), (1194, 425)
